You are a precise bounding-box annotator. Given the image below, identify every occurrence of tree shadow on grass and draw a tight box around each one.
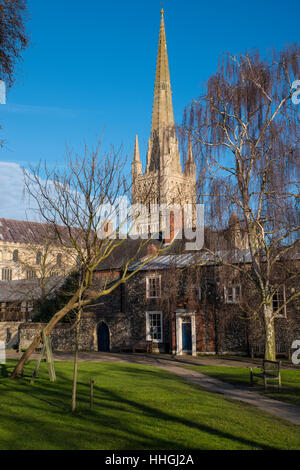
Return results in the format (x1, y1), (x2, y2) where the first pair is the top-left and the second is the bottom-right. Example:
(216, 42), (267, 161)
(1, 361), (297, 450)
(0, 384), (280, 451)
(92, 382), (285, 450)
(0, 365), (8, 378)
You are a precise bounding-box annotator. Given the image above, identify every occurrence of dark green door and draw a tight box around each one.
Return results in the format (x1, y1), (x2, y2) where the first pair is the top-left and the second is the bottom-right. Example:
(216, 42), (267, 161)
(182, 321), (192, 351)
(97, 322), (110, 352)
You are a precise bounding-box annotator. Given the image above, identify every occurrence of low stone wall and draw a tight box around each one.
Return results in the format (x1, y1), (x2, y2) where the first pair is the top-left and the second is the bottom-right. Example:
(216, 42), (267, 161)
(19, 323), (75, 352)
(0, 322), (23, 349)
(19, 313), (130, 352)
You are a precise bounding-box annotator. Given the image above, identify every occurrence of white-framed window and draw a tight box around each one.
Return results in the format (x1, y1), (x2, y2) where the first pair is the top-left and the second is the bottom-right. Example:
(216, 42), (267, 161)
(146, 275), (161, 299)
(273, 286), (287, 318)
(146, 311), (163, 342)
(224, 285), (241, 303)
(2, 268), (12, 281)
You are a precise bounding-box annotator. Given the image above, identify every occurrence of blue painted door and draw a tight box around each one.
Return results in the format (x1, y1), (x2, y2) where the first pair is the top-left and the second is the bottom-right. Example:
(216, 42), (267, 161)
(182, 322), (192, 351)
(97, 322), (110, 352)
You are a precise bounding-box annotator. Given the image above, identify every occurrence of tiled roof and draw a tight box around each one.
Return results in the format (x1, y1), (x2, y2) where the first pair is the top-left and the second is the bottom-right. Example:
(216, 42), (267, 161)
(129, 249), (253, 271)
(128, 247), (300, 271)
(0, 277), (65, 302)
(0, 218), (54, 244)
(0, 218), (82, 246)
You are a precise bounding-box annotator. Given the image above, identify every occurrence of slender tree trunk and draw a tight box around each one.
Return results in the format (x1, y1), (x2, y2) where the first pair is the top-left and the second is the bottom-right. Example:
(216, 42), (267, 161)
(263, 302), (276, 361)
(71, 309), (81, 413)
(11, 288), (81, 379)
(71, 281), (83, 412)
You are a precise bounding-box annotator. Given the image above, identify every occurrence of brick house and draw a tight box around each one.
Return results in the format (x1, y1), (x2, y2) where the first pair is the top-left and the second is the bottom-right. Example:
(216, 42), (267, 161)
(83, 240), (299, 357)
(18, 229), (300, 356)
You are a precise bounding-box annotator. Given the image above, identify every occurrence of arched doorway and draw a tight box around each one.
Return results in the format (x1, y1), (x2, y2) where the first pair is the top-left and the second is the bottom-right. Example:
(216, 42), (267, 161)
(97, 322), (110, 352)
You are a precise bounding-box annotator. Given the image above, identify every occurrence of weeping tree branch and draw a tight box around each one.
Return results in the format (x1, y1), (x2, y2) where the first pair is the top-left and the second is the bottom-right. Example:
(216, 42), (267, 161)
(183, 45), (300, 360)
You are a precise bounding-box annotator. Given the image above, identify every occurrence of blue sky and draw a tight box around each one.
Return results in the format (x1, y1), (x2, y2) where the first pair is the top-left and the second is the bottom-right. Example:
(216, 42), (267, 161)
(0, 0), (299, 219)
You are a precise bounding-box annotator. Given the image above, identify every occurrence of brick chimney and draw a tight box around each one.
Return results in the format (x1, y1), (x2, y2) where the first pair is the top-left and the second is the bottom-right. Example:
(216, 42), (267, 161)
(147, 243), (158, 257)
(164, 211), (175, 244)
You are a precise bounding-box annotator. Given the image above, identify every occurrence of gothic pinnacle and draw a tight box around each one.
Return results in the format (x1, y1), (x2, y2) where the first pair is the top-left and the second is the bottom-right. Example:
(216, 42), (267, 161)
(133, 134), (141, 162)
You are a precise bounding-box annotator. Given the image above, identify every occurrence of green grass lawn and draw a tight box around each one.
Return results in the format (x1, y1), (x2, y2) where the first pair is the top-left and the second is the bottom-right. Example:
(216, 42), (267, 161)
(183, 365), (300, 406)
(0, 360), (299, 450)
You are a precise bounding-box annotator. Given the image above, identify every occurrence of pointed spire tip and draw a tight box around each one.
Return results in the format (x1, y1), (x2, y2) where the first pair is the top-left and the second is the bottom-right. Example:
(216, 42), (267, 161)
(133, 134), (141, 162)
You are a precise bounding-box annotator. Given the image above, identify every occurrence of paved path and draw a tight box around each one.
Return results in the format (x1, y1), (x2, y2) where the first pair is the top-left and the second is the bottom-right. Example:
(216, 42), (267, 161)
(153, 364), (300, 426)
(8, 350), (297, 369)
(6, 351), (300, 425)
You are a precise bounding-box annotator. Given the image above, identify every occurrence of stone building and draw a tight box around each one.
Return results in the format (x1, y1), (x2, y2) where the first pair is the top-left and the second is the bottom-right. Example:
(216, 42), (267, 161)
(0, 218), (75, 320)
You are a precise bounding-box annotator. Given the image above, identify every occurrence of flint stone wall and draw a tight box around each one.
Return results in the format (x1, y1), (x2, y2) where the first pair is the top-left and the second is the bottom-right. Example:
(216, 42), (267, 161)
(19, 313), (130, 352)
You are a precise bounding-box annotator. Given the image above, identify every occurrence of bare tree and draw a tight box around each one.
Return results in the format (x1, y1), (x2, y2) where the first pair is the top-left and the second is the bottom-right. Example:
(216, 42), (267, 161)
(11, 141), (166, 379)
(183, 45), (300, 360)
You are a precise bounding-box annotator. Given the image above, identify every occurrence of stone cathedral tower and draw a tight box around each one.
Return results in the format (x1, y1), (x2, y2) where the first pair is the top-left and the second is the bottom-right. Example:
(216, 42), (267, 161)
(132, 9), (196, 235)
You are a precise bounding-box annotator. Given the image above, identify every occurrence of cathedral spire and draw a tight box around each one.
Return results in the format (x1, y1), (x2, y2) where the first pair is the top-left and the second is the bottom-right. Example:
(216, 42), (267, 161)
(132, 134), (142, 183)
(150, 7), (175, 133)
(131, 9), (197, 234)
(133, 134), (141, 162)
(146, 8), (181, 173)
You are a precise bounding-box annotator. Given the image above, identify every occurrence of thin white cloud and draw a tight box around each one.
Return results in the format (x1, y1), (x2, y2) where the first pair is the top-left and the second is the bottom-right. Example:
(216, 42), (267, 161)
(0, 161), (38, 221)
(0, 103), (79, 118)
